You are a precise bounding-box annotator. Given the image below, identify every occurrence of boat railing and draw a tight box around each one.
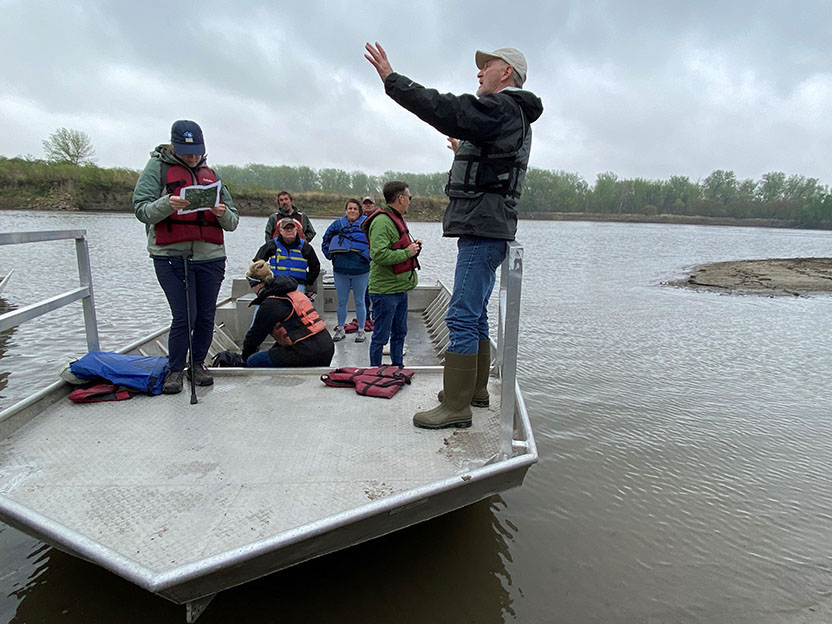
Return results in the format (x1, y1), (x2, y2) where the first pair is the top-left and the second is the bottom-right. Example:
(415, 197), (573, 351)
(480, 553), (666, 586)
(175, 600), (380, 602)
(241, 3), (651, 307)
(0, 230), (100, 352)
(496, 240), (524, 460)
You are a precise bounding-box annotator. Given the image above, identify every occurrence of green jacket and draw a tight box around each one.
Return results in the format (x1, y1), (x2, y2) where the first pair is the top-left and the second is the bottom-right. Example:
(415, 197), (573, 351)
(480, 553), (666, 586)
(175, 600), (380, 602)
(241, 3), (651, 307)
(367, 207), (418, 294)
(133, 144), (239, 260)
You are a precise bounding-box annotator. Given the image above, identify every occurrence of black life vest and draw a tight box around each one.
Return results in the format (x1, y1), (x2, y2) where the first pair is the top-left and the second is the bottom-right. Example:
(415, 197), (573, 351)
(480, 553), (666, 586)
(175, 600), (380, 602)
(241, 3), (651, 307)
(268, 291), (327, 346)
(362, 208), (420, 275)
(155, 163), (224, 246)
(445, 99), (531, 200)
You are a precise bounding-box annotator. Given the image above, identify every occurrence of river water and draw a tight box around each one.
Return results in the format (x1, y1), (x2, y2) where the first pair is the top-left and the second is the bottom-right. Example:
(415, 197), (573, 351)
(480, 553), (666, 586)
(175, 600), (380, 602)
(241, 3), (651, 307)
(1, 211), (832, 623)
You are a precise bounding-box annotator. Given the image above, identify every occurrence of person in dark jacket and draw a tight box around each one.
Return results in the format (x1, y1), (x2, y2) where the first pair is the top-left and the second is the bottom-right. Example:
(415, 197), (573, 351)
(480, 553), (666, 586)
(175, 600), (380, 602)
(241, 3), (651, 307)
(253, 217), (321, 294)
(242, 261), (334, 368)
(365, 43), (543, 429)
(321, 198), (370, 343)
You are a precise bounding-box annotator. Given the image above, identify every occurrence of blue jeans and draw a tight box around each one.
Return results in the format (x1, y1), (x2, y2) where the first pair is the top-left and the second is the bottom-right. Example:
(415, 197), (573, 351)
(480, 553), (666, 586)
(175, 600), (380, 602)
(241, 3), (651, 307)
(369, 292), (408, 366)
(365, 289), (373, 321)
(154, 257), (225, 371)
(446, 236), (507, 355)
(334, 271), (369, 328)
(246, 351), (274, 367)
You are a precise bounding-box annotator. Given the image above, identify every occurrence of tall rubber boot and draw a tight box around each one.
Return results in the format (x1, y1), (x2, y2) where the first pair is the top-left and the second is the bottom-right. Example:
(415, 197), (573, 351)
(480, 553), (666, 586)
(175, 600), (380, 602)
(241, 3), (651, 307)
(437, 339), (491, 407)
(414, 352), (476, 429)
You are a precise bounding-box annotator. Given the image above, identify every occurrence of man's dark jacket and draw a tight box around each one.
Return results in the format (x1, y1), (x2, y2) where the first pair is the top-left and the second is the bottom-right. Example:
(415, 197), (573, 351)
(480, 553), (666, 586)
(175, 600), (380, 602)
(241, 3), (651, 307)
(384, 72), (543, 240)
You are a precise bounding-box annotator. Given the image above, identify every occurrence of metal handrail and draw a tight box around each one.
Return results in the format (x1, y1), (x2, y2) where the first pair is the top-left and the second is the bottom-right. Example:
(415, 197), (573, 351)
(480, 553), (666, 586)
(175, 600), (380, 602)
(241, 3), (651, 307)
(0, 230), (99, 352)
(496, 241), (523, 460)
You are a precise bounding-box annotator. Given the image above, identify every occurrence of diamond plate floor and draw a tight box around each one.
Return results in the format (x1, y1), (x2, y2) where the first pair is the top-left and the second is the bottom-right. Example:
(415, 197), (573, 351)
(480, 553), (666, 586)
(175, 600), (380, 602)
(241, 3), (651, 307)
(0, 371), (502, 574)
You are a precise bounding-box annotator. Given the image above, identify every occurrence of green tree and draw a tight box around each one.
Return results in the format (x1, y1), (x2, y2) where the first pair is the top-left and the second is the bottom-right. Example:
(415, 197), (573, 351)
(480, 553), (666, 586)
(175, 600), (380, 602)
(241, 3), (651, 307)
(42, 128), (96, 165)
(702, 169), (737, 204)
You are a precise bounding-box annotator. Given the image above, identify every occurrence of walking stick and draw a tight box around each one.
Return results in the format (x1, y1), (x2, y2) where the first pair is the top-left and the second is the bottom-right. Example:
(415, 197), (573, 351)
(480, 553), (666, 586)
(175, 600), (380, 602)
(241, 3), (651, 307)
(181, 253), (198, 405)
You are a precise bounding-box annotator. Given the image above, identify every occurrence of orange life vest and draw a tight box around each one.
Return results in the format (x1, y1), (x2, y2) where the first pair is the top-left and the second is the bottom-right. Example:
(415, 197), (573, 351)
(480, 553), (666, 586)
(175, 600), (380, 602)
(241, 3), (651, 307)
(268, 291), (326, 346)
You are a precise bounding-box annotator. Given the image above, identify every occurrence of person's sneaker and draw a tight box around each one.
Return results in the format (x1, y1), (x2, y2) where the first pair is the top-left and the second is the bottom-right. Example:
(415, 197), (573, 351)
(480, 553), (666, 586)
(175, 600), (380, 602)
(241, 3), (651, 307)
(188, 363), (214, 386)
(333, 326), (345, 342)
(364, 319), (374, 332)
(355, 330), (365, 343)
(162, 370), (184, 394)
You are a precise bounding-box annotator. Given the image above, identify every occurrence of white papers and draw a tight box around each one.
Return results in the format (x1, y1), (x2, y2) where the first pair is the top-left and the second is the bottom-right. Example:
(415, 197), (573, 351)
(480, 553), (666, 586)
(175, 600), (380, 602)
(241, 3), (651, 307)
(177, 180), (221, 214)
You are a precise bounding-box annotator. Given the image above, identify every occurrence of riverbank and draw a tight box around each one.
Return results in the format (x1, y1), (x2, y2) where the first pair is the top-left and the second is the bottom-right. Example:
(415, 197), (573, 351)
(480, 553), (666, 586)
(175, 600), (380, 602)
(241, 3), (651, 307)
(667, 258), (832, 296)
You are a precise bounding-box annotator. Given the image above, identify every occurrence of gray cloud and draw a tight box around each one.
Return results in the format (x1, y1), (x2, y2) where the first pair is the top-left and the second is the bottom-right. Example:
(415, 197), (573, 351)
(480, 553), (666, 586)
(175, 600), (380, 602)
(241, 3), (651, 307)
(1, 0), (830, 186)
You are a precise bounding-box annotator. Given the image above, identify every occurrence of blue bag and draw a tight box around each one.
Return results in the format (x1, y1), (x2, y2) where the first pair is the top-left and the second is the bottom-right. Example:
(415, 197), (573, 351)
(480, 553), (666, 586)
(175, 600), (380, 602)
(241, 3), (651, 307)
(69, 352), (169, 396)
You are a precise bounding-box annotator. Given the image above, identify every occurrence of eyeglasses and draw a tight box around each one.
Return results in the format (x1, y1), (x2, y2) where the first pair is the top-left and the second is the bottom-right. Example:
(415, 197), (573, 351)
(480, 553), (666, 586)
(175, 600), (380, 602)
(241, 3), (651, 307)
(401, 194), (413, 201)
(247, 277), (263, 288)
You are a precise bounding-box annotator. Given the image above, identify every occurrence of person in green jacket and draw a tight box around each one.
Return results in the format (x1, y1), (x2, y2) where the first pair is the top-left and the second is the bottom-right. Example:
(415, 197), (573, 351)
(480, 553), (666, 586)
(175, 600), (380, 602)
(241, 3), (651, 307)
(133, 120), (239, 394)
(364, 181), (421, 366)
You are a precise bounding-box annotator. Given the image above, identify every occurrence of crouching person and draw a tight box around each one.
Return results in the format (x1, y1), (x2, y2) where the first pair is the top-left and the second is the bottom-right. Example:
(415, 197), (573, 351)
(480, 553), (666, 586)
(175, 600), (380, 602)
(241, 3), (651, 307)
(242, 260), (335, 368)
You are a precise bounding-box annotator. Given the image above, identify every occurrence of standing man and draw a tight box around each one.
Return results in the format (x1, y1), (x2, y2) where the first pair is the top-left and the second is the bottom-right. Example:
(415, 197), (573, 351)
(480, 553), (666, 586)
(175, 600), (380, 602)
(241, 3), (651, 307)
(363, 181), (421, 367)
(264, 191), (316, 243)
(365, 43), (543, 429)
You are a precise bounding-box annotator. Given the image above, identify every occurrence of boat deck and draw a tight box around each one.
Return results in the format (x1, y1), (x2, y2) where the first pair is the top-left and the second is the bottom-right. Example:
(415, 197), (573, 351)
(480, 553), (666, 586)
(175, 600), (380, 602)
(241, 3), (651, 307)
(0, 368), (504, 600)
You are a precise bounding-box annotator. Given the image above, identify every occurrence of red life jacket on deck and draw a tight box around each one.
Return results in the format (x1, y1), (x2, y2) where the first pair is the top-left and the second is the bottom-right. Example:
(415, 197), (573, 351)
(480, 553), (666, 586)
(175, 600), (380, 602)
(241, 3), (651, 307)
(154, 163), (224, 246)
(68, 383), (136, 403)
(363, 208), (420, 275)
(320, 365), (415, 399)
(268, 291), (327, 346)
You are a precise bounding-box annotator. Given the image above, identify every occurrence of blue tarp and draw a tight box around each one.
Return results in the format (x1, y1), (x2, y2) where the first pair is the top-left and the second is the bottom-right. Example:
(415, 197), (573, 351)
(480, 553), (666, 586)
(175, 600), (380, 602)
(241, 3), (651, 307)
(69, 352), (169, 395)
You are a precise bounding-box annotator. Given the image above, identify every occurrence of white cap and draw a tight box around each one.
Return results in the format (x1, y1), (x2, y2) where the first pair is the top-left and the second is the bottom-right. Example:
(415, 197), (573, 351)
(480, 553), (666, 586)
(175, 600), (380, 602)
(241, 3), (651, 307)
(475, 48), (527, 86)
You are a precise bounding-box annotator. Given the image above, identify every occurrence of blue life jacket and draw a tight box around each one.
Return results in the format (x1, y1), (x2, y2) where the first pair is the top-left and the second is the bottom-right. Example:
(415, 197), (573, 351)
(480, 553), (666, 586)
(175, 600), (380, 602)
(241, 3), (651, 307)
(69, 352), (169, 395)
(269, 239), (308, 282)
(326, 216), (370, 261)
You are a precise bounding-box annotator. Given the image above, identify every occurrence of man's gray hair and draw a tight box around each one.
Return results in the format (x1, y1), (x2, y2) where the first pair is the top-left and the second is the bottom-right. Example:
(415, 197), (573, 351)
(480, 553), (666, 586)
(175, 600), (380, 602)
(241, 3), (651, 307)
(511, 69), (524, 88)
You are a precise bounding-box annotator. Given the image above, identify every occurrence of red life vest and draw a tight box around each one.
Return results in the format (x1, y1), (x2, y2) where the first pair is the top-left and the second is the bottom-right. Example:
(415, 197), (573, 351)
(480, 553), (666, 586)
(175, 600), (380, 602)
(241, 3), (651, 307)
(320, 365), (415, 399)
(154, 163), (224, 246)
(363, 209), (420, 275)
(68, 383), (136, 403)
(268, 291), (327, 346)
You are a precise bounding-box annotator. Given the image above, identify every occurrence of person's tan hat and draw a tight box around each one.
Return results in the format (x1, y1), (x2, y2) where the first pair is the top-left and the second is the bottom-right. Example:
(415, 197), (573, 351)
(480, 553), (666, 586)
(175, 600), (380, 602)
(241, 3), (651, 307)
(362, 196), (375, 204)
(475, 48), (527, 86)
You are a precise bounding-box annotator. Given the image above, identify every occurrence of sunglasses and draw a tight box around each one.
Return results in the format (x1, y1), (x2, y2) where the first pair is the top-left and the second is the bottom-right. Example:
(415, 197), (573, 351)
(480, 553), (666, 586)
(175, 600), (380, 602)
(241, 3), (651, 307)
(247, 277), (263, 288)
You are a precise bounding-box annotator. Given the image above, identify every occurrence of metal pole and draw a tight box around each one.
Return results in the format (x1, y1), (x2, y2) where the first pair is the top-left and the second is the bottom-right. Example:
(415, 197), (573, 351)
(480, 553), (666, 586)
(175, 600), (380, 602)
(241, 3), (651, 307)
(498, 242), (523, 460)
(181, 255), (198, 405)
(74, 234), (100, 352)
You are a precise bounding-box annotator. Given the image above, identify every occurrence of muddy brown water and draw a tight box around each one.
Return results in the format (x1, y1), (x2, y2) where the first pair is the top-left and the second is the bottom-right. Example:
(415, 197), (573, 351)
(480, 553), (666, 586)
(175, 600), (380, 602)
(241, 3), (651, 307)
(2, 213), (832, 623)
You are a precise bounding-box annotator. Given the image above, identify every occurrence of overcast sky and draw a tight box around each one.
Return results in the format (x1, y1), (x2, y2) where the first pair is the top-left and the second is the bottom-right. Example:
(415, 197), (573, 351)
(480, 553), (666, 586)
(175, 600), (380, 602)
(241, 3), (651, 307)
(2, 0), (831, 186)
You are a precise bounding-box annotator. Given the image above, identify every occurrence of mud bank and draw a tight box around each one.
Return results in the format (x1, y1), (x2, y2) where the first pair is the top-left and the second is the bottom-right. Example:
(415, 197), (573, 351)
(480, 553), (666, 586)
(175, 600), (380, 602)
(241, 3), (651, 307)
(668, 258), (832, 296)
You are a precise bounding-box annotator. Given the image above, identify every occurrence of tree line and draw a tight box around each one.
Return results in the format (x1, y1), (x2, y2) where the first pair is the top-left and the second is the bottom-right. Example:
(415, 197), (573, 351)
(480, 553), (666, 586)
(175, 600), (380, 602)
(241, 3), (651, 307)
(3, 147), (832, 228)
(215, 163), (832, 228)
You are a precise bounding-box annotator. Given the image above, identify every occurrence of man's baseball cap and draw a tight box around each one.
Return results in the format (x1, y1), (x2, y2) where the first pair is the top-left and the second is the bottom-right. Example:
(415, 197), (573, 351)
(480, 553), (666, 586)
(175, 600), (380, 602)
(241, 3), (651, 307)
(475, 48), (527, 86)
(279, 217), (300, 230)
(362, 196), (375, 204)
(171, 120), (205, 155)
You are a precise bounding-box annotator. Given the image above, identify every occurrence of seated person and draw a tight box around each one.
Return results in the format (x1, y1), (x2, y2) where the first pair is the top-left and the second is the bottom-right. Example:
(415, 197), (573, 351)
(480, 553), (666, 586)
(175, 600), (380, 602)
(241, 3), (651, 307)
(242, 261), (335, 368)
(253, 217), (320, 294)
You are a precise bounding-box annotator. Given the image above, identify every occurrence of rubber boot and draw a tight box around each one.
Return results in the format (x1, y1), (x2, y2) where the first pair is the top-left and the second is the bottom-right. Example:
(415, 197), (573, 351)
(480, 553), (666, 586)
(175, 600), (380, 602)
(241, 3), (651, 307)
(437, 339), (491, 407)
(414, 352), (476, 429)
